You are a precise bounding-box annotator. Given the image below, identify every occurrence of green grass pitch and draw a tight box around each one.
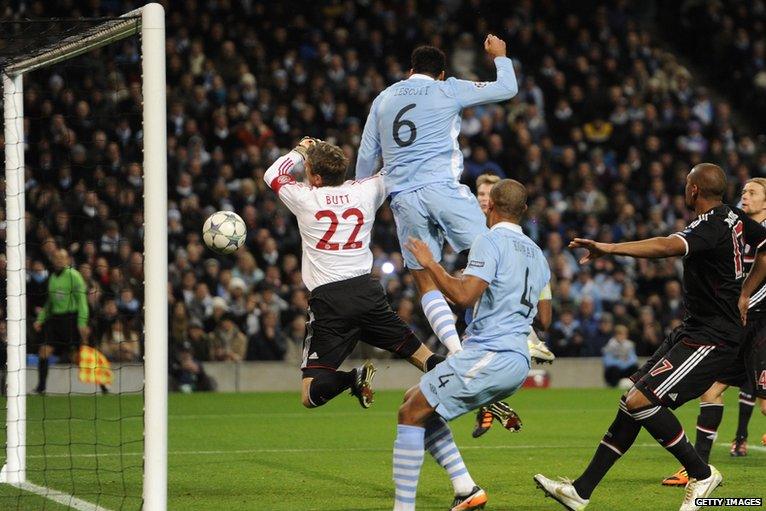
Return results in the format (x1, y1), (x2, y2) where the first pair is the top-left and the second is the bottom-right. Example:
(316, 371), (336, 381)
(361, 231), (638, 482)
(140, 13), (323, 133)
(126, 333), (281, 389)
(0, 387), (764, 510)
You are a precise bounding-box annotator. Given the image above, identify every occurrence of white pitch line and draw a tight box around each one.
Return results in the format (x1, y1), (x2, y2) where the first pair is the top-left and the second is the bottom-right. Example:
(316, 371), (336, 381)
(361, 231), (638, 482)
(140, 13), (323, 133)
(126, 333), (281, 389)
(26, 441), (765, 461)
(12, 481), (113, 511)
(26, 442), (671, 460)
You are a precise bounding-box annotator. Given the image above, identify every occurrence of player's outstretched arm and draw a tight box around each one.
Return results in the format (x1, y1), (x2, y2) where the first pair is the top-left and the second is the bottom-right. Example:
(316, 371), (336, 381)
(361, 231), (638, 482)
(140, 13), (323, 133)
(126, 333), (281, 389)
(740, 250), (766, 325)
(449, 34), (519, 109)
(405, 237), (488, 307)
(569, 235), (686, 263)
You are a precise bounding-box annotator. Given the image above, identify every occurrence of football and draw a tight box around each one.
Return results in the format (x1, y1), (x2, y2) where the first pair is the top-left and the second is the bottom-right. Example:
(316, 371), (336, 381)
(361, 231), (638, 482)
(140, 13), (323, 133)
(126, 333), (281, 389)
(202, 211), (247, 254)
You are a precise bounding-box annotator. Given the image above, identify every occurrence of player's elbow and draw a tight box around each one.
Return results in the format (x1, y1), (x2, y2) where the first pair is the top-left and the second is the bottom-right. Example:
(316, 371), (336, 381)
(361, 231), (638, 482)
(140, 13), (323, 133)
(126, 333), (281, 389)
(495, 75), (519, 99)
(503, 80), (519, 98)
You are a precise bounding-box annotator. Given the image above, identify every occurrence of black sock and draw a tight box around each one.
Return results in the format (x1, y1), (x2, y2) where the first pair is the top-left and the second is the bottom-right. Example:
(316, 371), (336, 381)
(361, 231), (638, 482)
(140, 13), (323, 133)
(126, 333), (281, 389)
(37, 357), (49, 392)
(635, 405), (711, 480)
(425, 354), (445, 372)
(307, 370), (355, 407)
(573, 397), (640, 499)
(694, 403), (723, 464)
(736, 391), (755, 441)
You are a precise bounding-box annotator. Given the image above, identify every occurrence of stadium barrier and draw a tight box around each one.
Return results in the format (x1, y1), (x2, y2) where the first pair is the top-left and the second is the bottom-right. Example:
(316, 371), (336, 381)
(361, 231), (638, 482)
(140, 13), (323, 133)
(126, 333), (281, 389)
(16, 358), (647, 393)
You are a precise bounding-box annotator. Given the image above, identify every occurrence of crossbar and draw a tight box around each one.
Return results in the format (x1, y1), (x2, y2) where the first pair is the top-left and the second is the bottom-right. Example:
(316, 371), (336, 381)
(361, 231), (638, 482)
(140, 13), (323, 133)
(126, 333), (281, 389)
(3, 7), (142, 76)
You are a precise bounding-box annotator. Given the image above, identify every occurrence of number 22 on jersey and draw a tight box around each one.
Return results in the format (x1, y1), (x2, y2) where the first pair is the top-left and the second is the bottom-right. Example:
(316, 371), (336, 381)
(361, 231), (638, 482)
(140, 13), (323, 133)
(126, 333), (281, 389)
(315, 208), (364, 251)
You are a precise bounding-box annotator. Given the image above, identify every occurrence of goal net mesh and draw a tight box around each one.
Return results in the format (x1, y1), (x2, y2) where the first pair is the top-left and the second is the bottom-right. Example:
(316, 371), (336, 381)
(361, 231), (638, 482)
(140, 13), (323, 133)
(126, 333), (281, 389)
(1, 14), (145, 510)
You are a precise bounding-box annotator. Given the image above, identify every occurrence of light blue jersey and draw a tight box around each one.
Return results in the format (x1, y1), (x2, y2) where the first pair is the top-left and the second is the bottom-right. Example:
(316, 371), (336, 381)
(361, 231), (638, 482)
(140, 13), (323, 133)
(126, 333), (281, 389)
(355, 56), (518, 194)
(462, 222), (551, 355)
(419, 222), (549, 420)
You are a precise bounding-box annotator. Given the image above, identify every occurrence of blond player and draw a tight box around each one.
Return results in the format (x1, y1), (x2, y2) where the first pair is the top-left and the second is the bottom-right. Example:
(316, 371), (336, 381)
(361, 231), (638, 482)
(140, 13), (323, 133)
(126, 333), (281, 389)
(264, 138), (445, 410)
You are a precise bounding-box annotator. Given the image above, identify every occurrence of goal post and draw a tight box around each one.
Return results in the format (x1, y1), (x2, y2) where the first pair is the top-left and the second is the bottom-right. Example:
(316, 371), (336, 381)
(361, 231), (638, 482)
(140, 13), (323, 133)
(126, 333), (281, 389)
(1, 3), (167, 509)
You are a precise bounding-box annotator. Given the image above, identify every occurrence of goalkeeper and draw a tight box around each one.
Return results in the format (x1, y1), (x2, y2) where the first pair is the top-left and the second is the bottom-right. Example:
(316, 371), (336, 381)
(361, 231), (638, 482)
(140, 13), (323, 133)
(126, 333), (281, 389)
(33, 248), (90, 394)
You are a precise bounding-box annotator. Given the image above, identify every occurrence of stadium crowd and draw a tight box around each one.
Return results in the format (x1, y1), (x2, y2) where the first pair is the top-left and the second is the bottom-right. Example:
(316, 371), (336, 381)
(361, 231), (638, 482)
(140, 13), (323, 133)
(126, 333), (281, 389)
(2, 0), (765, 388)
(658, 0), (766, 132)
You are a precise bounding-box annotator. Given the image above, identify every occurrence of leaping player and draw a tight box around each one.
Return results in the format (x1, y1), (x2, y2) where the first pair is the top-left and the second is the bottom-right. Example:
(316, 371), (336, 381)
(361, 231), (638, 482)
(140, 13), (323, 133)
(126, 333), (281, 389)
(356, 35), (529, 434)
(264, 137), (446, 410)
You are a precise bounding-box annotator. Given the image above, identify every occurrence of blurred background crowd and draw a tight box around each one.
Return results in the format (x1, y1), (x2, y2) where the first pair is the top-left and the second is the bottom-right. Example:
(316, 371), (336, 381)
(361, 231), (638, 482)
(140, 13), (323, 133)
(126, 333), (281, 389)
(1, 0), (765, 388)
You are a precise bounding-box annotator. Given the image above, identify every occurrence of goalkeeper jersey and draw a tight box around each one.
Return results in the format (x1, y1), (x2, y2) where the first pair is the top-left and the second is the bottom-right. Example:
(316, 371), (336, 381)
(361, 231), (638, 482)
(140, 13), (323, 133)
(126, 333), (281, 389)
(36, 267), (89, 327)
(264, 150), (387, 291)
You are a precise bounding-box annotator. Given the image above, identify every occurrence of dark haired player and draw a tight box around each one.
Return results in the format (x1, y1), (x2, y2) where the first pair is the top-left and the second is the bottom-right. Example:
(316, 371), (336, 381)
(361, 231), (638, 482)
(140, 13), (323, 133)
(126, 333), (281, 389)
(263, 138), (445, 410)
(534, 164), (766, 511)
(356, 35), (525, 436)
(662, 176), (766, 486)
(356, 35), (518, 359)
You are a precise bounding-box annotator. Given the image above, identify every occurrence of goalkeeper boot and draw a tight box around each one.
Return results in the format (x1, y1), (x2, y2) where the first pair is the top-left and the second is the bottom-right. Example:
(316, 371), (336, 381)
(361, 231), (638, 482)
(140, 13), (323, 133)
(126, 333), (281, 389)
(662, 468), (689, 487)
(472, 401), (521, 438)
(533, 474), (589, 511)
(730, 437), (747, 457)
(450, 485), (487, 511)
(350, 361), (376, 409)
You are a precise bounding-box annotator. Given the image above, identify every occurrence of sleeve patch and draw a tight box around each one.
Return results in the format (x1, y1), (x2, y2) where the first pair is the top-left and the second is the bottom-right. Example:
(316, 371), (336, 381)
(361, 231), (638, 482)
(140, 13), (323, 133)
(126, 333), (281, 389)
(270, 174), (296, 194)
(468, 260), (485, 268)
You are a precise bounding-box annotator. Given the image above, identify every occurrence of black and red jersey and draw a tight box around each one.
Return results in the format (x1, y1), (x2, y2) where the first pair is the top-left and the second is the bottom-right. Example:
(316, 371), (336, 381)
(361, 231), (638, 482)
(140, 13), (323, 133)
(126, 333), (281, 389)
(672, 205), (766, 347)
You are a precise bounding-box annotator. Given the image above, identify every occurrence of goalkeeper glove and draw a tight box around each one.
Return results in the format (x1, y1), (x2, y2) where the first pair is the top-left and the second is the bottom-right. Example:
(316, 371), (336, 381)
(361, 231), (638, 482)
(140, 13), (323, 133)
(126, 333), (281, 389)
(293, 136), (317, 160)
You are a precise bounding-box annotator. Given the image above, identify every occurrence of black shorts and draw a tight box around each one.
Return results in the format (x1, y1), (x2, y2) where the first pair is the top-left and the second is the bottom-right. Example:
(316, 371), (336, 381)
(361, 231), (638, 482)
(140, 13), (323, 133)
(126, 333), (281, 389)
(728, 314), (766, 399)
(42, 313), (81, 359)
(301, 274), (422, 378)
(630, 327), (739, 409)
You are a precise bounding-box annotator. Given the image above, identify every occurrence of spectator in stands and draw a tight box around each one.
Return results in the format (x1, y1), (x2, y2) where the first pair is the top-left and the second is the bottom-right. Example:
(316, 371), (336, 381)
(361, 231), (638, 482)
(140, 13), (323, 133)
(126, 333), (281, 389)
(602, 325), (639, 388)
(8, 0), (764, 380)
(247, 310), (285, 361)
(169, 341), (215, 393)
(550, 308), (584, 357)
(209, 313), (247, 362)
(99, 319), (140, 362)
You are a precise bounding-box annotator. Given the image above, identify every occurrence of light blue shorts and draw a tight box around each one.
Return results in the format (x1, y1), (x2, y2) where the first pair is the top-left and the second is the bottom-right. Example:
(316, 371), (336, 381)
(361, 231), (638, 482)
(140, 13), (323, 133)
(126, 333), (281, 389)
(390, 182), (487, 270)
(419, 347), (530, 421)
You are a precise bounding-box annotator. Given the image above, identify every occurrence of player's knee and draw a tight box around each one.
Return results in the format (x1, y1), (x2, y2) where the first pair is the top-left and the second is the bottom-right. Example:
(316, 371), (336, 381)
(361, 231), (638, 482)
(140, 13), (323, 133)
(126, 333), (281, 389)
(301, 394), (316, 409)
(624, 387), (652, 411)
(301, 380), (318, 409)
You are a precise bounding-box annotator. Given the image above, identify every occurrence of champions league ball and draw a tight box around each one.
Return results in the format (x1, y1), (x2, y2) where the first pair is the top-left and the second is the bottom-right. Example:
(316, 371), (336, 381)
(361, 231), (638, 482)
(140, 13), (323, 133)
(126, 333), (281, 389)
(202, 211), (247, 255)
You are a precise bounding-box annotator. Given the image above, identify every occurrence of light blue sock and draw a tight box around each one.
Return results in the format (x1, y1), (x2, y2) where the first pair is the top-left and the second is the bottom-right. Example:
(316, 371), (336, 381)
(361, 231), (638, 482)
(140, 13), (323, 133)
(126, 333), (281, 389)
(421, 290), (462, 354)
(425, 416), (475, 495)
(393, 424), (425, 511)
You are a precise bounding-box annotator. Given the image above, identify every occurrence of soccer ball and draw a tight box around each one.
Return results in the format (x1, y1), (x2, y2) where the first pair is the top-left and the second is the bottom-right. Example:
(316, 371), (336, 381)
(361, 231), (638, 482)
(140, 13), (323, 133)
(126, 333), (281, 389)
(202, 211), (247, 254)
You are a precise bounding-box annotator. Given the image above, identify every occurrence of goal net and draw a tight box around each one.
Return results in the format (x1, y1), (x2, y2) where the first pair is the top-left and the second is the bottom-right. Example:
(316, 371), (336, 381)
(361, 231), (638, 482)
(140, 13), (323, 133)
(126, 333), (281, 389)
(0, 4), (167, 510)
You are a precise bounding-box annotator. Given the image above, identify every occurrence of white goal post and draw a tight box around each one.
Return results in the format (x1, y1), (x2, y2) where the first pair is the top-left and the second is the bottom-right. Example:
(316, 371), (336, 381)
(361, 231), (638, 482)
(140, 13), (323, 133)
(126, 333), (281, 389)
(1, 3), (167, 510)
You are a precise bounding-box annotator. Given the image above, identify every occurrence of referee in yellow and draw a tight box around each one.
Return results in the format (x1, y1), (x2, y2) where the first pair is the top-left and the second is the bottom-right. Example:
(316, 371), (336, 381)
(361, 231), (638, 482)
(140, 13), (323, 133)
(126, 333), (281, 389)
(33, 248), (90, 394)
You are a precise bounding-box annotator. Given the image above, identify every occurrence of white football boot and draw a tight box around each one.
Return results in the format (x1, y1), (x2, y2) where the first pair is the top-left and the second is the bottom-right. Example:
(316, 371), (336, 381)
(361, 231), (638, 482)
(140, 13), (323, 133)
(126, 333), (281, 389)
(533, 474), (589, 511)
(679, 465), (722, 511)
(528, 329), (555, 363)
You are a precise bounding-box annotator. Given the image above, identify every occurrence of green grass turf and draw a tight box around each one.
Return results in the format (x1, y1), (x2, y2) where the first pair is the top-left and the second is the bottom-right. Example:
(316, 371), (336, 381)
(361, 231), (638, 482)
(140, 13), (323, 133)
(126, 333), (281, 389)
(0, 388), (764, 510)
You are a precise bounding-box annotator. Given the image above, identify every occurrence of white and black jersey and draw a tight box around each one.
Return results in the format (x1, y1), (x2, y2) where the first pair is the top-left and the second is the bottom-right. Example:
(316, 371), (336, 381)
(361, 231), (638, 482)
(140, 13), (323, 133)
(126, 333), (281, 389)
(263, 150), (387, 291)
(671, 205), (766, 348)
